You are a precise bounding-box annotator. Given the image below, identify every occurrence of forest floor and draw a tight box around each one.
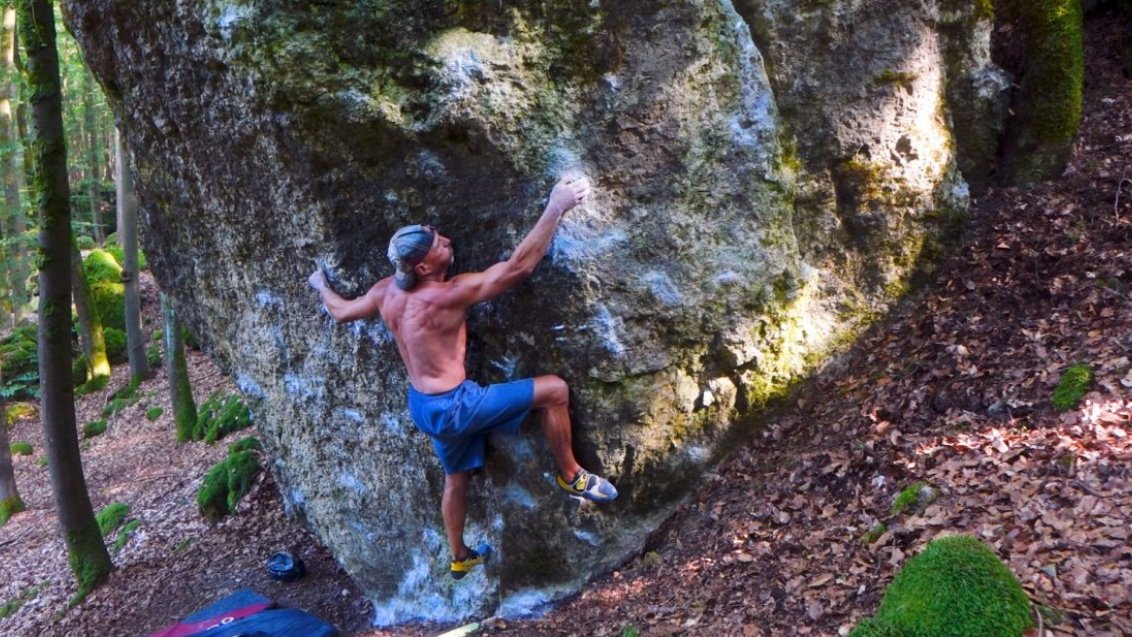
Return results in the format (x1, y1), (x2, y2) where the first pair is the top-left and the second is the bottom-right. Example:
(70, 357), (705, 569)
(2, 12), (1131, 637)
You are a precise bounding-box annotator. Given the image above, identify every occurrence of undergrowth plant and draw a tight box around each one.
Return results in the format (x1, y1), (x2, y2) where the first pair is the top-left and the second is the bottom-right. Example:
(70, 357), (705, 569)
(849, 535), (1032, 637)
(0, 326), (39, 400)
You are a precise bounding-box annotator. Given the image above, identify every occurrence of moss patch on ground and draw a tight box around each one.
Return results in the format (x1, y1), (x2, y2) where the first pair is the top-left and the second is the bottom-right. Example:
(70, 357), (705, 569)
(1051, 363), (1092, 411)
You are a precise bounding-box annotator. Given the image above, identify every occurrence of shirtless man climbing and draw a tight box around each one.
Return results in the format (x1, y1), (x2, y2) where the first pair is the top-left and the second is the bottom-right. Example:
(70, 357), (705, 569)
(308, 175), (617, 580)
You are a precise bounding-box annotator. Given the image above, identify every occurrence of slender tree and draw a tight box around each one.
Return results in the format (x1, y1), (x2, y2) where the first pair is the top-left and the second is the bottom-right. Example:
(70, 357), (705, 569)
(162, 294), (197, 441)
(0, 215), (10, 326)
(1, 5), (26, 321)
(0, 360), (26, 527)
(82, 68), (100, 242)
(19, 0), (111, 597)
(116, 128), (146, 379)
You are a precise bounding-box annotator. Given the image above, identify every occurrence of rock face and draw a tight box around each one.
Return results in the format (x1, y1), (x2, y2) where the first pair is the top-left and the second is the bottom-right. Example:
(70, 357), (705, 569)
(64, 0), (1004, 624)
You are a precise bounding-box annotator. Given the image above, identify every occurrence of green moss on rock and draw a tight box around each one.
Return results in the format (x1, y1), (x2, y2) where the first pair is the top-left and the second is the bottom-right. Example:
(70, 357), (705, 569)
(198, 450), (261, 522)
(83, 249), (126, 331)
(191, 392), (252, 444)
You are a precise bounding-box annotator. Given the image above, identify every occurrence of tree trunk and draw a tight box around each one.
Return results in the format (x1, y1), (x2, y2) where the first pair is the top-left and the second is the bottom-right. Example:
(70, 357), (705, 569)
(0, 210), (11, 327)
(0, 361), (26, 527)
(19, 0), (111, 597)
(116, 128), (147, 380)
(1, 7), (25, 322)
(70, 233), (109, 380)
(162, 293), (197, 442)
(83, 67), (100, 243)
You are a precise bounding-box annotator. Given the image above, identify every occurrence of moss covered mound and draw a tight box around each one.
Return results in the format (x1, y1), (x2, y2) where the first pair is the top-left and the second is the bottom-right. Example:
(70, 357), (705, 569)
(850, 535), (1032, 637)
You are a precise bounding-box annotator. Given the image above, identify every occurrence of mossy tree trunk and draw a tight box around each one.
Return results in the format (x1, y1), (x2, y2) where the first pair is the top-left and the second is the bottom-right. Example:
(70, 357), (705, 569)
(162, 293), (197, 442)
(19, 0), (111, 596)
(117, 128), (147, 381)
(996, 0), (1085, 184)
(0, 361), (26, 527)
(1, 6), (26, 324)
(70, 233), (109, 380)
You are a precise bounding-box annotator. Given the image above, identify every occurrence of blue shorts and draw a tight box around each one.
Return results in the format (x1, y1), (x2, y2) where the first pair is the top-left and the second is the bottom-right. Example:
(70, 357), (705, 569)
(407, 378), (535, 474)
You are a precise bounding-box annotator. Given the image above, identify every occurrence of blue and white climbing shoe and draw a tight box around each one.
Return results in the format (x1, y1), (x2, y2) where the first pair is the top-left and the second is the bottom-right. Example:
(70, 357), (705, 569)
(556, 468), (618, 503)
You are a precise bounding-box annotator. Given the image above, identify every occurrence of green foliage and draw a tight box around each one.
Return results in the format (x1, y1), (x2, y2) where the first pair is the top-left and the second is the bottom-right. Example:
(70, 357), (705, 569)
(113, 519), (142, 551)
(0, 326), (40, 400)
(82, 419), (107, 438)
(228, 436), (262, 454)
(5, 401), (37, 425)
(83, 249), (125, 331)
(620, 626), (641, 637)
(1051, 363), (1092, 411)
(188, 392), (252, 444)
(0, 496), (26, 526)
(198, 450), (261, 522)
(146, 407), (164, 421)
(0, 582), (46, 620)
(75, 234), (96, 250)
(103, 327), (127, 365)
(9, 441), (33, 456)
(851, 535), (1032, 637)
(891, 482), (937, 515)
(95, 502), (129, 537)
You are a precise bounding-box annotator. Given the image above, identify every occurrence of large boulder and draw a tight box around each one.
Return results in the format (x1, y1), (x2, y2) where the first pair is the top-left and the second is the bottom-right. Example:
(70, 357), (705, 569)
(64, 0), (1004, 623)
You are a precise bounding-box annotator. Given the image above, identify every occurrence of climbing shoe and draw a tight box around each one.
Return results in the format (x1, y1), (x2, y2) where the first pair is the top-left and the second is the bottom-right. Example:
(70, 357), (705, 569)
(556, 468), (618, 503)
(450, 543), (492, 580)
